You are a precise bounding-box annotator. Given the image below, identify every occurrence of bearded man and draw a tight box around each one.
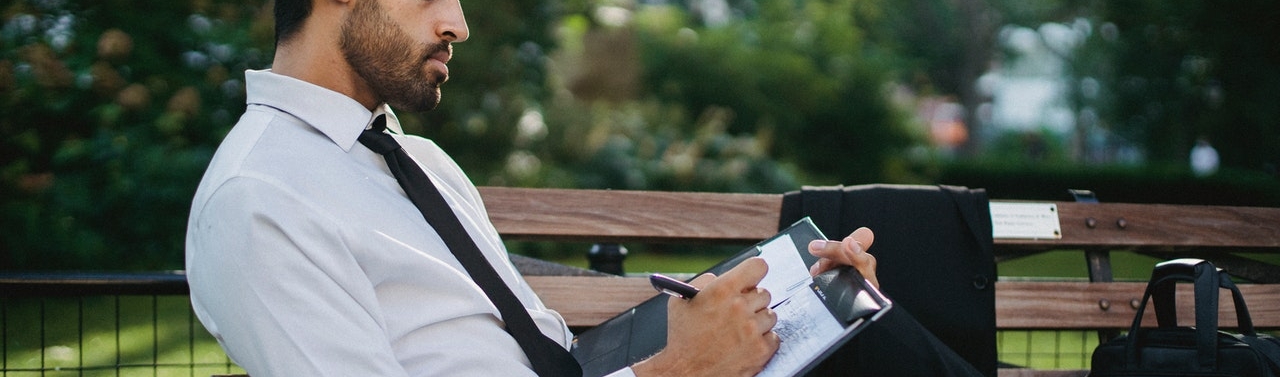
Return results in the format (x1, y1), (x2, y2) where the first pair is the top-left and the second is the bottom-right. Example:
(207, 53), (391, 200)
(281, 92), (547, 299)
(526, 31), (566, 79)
(185, 0), (893, 376)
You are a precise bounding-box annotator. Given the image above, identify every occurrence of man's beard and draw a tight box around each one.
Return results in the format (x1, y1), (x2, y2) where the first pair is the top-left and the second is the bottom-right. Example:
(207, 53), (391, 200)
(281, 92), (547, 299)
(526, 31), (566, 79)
(340, 0), (450, 112)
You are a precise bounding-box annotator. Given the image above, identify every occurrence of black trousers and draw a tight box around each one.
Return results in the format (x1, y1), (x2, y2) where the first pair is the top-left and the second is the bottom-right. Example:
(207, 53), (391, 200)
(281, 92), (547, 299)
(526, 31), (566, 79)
(809, 305), (985, 377)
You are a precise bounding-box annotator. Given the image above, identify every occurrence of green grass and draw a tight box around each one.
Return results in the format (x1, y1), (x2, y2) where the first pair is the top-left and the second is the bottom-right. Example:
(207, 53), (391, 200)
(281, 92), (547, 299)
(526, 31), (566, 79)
(2, 296), (244, 376)
(2, 294), (1091, 373)
(998, 330), (1100, 369)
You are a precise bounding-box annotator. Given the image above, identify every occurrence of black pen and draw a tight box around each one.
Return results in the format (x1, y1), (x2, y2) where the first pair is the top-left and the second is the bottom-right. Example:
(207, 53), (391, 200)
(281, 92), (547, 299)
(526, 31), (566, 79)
(650, 273), (700, 299)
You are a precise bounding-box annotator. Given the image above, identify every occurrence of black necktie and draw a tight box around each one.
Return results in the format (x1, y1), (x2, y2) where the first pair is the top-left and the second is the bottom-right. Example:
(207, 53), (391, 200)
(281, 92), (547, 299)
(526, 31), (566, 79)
(358, 115), (583, 377)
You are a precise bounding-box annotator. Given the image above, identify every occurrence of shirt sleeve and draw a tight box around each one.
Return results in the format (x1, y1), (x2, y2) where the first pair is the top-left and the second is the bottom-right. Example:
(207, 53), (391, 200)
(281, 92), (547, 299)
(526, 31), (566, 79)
(187, 176), (410, 377)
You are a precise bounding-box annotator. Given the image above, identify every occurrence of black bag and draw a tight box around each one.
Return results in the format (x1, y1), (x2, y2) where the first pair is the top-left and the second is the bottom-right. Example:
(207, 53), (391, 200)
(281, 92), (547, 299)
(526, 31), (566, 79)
(1090, 258), (1280, 376)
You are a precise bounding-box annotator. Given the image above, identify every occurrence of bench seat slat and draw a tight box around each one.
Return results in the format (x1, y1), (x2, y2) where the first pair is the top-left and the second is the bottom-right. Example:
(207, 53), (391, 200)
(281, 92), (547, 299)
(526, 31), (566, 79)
(995, 281), (1280, 329)
(525, 276), (655, 327)
(527, 277), (1280, 329)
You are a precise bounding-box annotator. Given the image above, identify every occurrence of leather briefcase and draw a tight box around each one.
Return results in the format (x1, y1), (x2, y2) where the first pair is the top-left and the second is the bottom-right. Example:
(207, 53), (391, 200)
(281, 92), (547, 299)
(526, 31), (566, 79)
(1090, 259), (1280, 376)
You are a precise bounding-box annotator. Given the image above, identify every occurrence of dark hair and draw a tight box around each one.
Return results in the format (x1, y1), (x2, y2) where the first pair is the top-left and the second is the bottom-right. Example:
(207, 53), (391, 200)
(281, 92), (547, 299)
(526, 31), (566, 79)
(274, 0), (312, 45)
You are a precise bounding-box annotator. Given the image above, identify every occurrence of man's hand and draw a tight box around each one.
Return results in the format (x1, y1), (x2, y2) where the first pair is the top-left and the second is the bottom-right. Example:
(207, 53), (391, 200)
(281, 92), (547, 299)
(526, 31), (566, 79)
(632, 257), (780, 377)
(807, 227), (878, 289)
(632, 228), (878, 377)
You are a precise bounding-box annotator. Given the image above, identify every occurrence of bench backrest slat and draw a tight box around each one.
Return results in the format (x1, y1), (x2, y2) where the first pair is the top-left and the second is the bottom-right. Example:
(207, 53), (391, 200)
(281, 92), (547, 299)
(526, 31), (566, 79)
(482, 187), (1280, 251)
(1025, 202), (1280, 250)
(480, 187), (780, 243)
(482, 187), (1280, 330)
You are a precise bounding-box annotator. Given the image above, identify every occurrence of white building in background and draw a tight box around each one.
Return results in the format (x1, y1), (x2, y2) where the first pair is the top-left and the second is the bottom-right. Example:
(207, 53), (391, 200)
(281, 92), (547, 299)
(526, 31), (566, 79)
(982, 24), (1076, 135)
(974, 19), (1144, 165)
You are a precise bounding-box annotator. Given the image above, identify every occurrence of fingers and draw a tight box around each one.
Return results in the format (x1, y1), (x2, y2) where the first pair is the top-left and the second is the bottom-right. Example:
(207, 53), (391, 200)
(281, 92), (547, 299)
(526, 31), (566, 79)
(751, 297), (778, 334)
(807, 227), (874, 268)
(711, 257), (768, 294)
(702, 260), (775, 334)
(749, 286), (772, 309)
(652, 258), (779, 376)
(807, 227), (880, 289)
(808, 227), (873, 261)
(850, 226), (874, 247)
(689, 272), (716, 289)
(762, 328), (781, 354)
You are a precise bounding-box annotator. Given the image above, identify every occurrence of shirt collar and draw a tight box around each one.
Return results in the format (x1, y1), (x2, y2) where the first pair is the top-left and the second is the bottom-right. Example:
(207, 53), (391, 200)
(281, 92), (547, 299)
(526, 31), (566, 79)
(244, 69), (403, 151)
(369, 103), (405, 135)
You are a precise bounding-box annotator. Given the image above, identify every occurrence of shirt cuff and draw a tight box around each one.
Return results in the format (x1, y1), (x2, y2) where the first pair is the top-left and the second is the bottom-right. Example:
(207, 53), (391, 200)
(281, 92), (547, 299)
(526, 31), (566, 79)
(602, 367), (637, 377)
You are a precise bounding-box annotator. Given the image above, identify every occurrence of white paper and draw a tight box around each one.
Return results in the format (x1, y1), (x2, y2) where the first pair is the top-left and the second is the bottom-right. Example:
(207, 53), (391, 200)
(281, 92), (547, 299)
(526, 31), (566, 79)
(753, 234), (846, 377)
(756, 234), (816, 307)
(756, 286), (845, 377)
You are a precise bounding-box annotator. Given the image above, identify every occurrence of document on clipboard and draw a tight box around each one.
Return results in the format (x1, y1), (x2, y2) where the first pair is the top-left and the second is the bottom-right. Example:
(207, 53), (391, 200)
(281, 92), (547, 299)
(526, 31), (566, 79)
(571, 217), (893, 377)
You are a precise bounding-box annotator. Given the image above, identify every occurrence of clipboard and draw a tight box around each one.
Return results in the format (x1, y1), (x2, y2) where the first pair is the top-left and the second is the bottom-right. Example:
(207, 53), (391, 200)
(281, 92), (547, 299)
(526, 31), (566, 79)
(570, 217), (893, 377)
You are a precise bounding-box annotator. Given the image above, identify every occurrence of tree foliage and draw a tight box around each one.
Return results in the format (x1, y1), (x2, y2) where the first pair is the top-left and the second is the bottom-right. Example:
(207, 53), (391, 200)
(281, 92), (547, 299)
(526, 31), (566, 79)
(5, 0), (1275, 270)
(2, 0), (271, 269)
(1097, 0), (1280, 172)
(630, 0), (914, 184)
(1, 0), (911, 270)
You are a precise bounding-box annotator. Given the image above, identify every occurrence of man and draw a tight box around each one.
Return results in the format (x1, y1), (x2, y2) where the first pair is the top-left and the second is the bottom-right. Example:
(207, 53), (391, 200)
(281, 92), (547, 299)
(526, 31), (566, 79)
(184, 0), (881, 376)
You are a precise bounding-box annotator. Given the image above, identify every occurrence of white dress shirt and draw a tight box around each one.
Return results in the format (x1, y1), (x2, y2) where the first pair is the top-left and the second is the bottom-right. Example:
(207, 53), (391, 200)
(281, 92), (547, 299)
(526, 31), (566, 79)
(186, 70), (635, 377)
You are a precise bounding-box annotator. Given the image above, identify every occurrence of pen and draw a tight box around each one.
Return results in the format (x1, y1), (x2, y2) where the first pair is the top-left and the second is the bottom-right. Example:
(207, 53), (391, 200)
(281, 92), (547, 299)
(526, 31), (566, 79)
(650, 273), (700, 299)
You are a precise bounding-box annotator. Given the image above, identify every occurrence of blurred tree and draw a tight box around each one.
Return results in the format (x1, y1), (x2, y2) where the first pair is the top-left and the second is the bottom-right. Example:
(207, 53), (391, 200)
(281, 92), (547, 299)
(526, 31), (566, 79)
(410, 0), (563, 178)
(0, 0), (604, 270)
(1099, 0), (1280, 175)
(1, 0), (271, 270)
(864, 0), (999, 156)
(0, 0), (818, 270)
(18, 0), (1272, 271)
(629, 0), (918, 185)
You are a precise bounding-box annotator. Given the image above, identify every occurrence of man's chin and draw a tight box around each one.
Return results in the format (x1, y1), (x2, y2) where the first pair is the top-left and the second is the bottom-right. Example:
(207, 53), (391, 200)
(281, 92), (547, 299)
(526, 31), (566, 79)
(388, 92), (441, 113)
(393, 101), (440, 113)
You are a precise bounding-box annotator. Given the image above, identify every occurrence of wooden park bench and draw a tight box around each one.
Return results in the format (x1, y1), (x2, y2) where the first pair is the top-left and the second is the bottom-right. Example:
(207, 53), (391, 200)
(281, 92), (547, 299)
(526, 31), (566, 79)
(8, 185), (1275, 377)
(477, 186), (1280, 377)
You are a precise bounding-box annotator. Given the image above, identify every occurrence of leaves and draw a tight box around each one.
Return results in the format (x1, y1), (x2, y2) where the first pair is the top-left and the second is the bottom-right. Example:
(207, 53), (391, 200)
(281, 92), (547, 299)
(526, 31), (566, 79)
(1, 0), (268, 270)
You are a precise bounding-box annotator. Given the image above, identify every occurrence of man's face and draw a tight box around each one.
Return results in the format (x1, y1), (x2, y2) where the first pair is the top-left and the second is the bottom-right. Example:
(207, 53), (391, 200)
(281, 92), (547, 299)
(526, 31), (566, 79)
(340, 0), (465, 112)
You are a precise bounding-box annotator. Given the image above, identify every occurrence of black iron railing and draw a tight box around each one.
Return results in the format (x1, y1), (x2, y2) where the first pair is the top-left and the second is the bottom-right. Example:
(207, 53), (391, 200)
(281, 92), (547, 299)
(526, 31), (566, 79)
(0, 272), (242, 376)
(1, 272), (1104, 374)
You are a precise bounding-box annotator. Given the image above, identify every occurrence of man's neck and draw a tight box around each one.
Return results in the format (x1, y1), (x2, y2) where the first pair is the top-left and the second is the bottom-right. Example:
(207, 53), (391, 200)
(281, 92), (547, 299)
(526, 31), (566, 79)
(269, 15), (379, 111)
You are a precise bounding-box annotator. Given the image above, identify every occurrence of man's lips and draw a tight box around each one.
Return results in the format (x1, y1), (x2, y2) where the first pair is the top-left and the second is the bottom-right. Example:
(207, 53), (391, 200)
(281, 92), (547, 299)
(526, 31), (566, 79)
(426, 46), (452, 79)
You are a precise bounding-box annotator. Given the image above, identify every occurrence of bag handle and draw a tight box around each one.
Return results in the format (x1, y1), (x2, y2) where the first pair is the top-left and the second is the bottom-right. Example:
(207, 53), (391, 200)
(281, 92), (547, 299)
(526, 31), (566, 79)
(1150, 259), (1257, 334)
(1126, 259), (1222, 371)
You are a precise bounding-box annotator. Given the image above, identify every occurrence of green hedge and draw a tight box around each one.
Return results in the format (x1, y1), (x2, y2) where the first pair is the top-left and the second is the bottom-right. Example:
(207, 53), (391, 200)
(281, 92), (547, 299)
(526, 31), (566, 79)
(938, 163), (1280, 207)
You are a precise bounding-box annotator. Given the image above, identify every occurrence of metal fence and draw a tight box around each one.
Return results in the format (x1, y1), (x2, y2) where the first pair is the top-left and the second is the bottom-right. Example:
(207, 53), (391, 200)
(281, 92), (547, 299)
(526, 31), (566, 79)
(0, 272), (1098, 375)
(0, 273), (242, 377)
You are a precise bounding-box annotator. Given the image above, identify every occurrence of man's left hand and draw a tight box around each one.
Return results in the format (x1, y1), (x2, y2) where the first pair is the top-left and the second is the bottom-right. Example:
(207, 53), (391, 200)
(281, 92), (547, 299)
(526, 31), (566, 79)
(806, 227), (878, 289)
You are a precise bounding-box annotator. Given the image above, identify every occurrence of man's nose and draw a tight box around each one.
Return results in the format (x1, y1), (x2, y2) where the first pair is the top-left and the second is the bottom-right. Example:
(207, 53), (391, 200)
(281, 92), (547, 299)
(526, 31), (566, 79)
(439, 0), (469, 42)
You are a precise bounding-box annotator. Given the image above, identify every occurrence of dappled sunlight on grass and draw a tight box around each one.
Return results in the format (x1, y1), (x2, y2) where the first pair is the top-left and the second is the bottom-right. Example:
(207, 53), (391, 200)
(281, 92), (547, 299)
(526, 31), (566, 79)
(3, 296), (243, 376)
(999, 330), (1099, 370)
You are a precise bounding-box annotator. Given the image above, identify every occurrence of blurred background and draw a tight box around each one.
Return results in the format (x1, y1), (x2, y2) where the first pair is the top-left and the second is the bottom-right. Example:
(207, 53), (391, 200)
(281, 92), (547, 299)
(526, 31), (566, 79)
(3, 0), (1279, 269)
(3, 0), (1279, 373)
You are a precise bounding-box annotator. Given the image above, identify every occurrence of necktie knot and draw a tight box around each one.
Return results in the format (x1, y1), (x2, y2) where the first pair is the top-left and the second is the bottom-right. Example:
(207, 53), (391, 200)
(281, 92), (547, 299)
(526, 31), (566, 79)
(359, 115), (400, 155)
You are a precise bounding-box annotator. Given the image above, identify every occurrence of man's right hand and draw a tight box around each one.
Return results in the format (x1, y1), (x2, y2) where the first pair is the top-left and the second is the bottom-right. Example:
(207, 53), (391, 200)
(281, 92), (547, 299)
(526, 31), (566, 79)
(631, 257), (780, 377)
